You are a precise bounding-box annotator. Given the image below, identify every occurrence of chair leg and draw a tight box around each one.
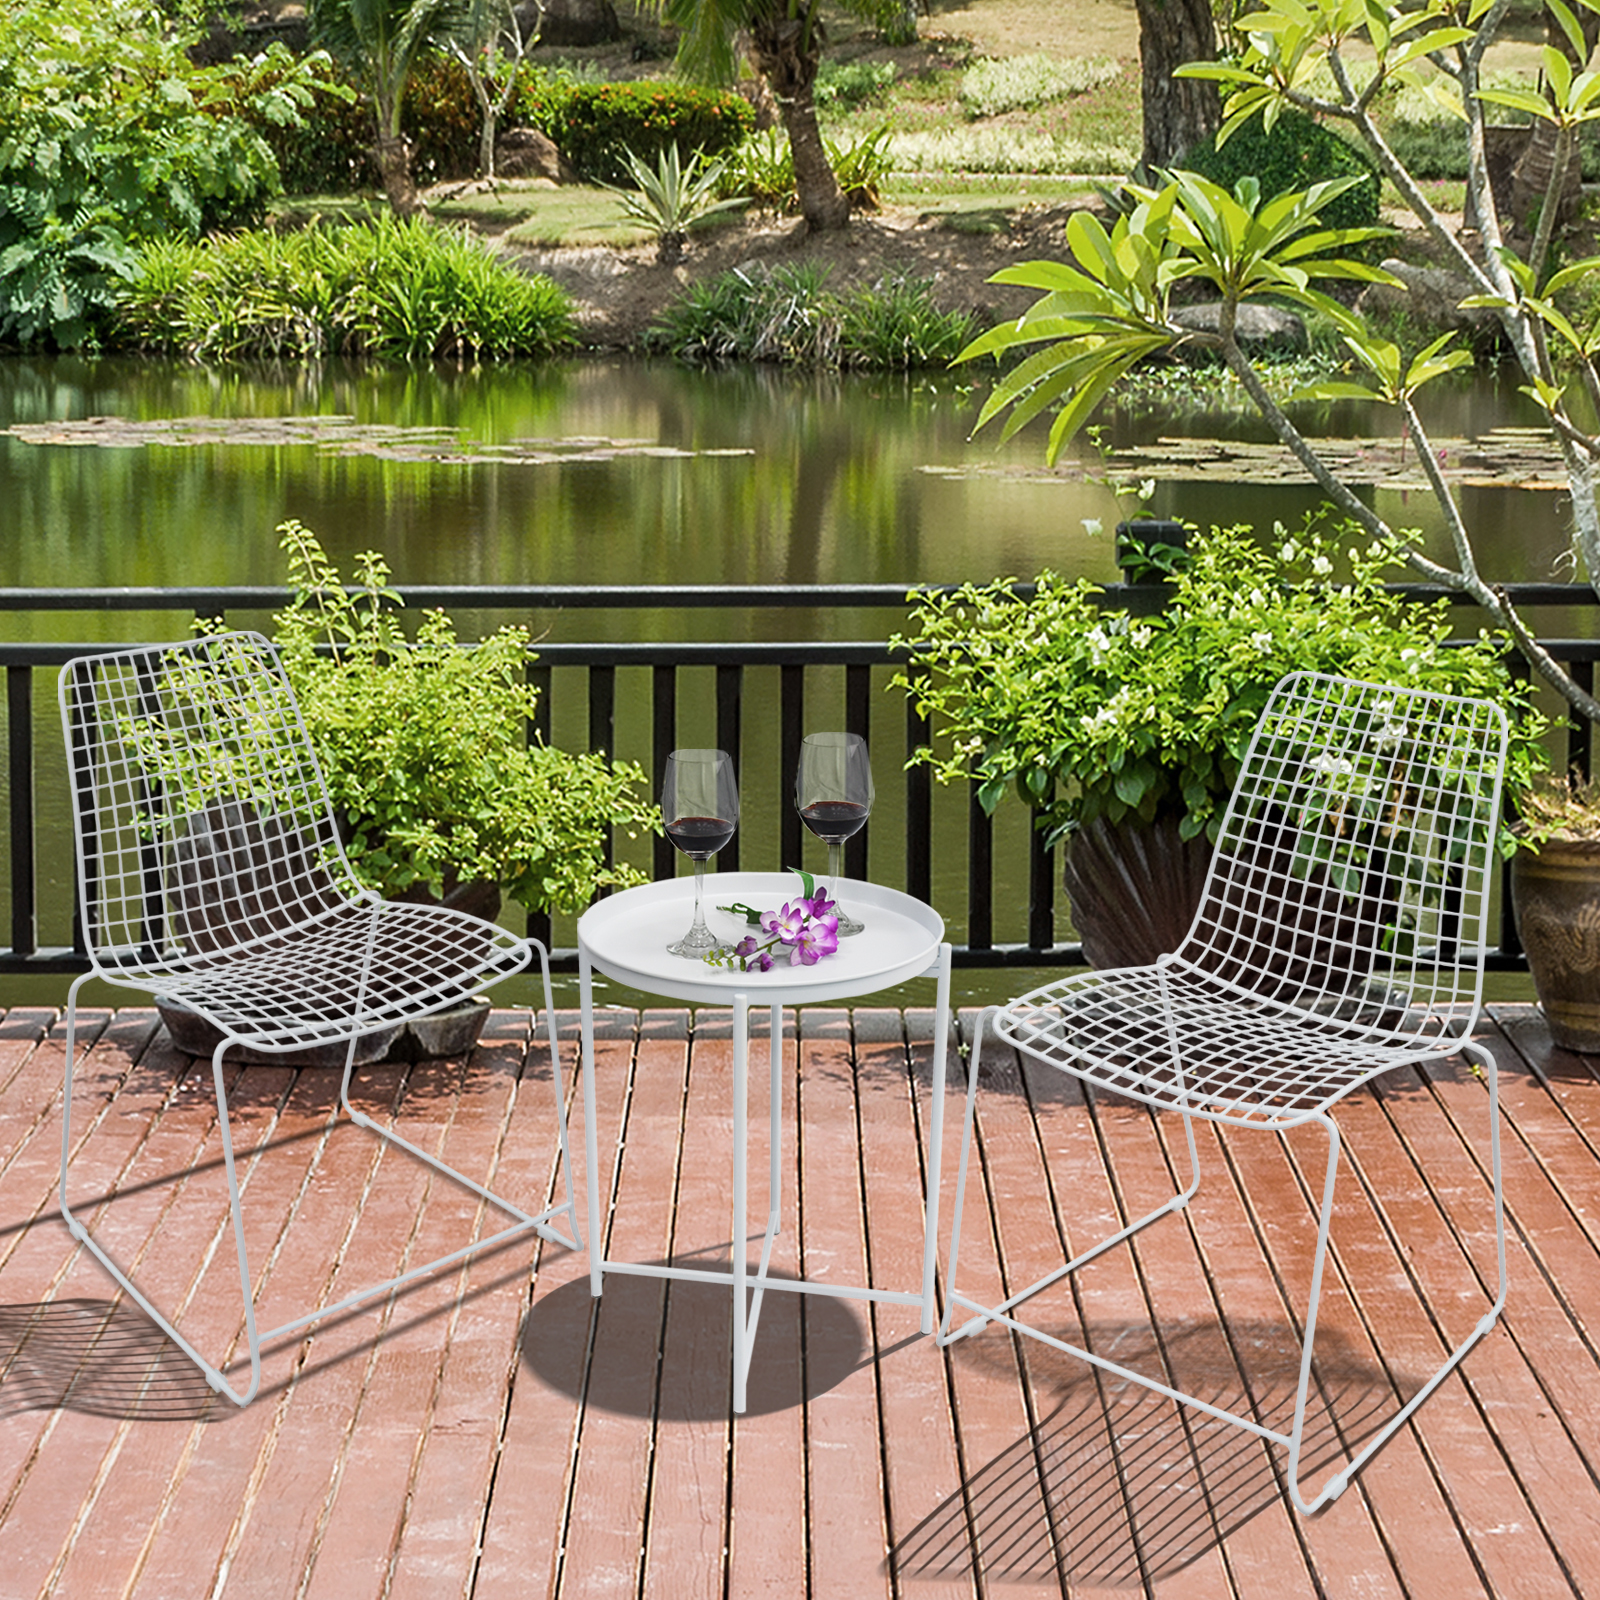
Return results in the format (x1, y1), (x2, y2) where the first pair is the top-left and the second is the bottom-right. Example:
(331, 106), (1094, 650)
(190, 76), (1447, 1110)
(61, 962), (585, 1407)
(941, 1034), (1509, 1515)
(938, 1012), (1204, 1348)
(59, 1000), (260, 1406)
(1283, 1038), (1508, 1513)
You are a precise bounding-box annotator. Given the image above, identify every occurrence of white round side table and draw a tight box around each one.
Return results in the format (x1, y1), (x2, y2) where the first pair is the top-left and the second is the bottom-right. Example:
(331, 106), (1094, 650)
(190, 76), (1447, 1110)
(577, 872), (952, 1413)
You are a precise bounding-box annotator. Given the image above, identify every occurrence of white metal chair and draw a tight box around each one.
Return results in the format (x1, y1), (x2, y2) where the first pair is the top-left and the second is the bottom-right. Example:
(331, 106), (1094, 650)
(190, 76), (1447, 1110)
(57, 631), (581, 1406)
(940, 672), (1511, 1514)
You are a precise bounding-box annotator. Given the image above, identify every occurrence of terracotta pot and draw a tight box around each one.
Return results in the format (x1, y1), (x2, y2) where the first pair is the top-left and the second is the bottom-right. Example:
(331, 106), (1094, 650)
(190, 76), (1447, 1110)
(1512, 837), (1600, 1054)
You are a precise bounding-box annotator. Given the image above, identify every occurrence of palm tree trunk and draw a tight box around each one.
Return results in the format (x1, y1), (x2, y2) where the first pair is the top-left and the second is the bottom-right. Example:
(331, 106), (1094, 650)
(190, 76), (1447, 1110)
(748, 10), (849, 232)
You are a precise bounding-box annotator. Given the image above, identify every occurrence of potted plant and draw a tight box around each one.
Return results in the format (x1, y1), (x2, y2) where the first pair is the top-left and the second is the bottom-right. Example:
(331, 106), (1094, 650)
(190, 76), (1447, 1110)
(160, 521), (657, 1062)
(894, 519), (1539, 969)
(1512, 774), (1600, 1054)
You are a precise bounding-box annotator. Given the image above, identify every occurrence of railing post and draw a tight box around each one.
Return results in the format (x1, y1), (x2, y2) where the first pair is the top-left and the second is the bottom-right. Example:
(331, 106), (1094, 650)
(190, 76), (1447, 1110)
(905, 666), (931, 906)
(527, 658), (553, 949)
(7, 666), (35, 956)
(652, 663), (676, 884)
(717, 664), (742, 873)
(780, 665), (804, 875)
(845, 663), (871, 882)
(967, 780), (993, 954)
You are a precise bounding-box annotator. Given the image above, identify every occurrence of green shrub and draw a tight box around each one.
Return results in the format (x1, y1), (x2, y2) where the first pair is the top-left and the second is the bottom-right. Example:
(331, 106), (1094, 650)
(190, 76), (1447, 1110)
(719, 125), (892, 213)
(270, 522), (655, 912)
(836, 276), (976, 370)
(262, 54), (490, 194)
(1183, 110), (1379, 233)
(814, 59), (896, 110)
(0, 1), (325, 348)
(647, 263), (972, 369)
(516, 75), (753, 183)
(959, 53), (1122, 119)
(116, 216), (577, 361)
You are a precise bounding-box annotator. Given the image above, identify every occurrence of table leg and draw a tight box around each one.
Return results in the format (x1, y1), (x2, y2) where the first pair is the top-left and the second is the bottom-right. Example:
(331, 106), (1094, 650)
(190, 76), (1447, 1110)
(768, 1000), (782, 1238)
(580, 951), (604, 1299)
(921, 943), (952, 1333)
(733, 993), (749, 1413)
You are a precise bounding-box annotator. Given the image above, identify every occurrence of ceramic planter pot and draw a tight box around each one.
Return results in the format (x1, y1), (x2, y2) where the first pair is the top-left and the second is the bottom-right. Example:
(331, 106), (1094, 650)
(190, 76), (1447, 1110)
(1511, 837), (1600, 1054)
(1062, 810), (1398, 1001)
(1062, 814), (1214, 969)
(156, 995), (494, 1065)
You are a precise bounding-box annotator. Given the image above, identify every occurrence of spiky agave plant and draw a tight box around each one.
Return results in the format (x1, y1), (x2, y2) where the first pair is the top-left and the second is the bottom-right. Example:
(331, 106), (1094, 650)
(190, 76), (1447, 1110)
(603, 143), (747, 265)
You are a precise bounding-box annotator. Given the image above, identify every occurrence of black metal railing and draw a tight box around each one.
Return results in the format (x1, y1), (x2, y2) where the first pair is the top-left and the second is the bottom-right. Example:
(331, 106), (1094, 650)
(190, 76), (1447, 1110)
(3, 581), (1598, 978)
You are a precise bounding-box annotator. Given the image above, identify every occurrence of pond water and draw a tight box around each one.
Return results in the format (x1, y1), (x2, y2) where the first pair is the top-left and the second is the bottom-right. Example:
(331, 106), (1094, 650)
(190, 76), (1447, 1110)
(0, 354), (1565, 1009)
(0, 354), (1579, 632)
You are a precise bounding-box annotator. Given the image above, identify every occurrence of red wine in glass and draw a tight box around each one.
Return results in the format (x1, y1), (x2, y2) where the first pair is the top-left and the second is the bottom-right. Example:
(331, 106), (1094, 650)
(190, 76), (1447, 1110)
(665, 816), (737, 859)
(794, 732), (873, 936)
(662, 750), (738, 957)
(798, 800), (869, 845)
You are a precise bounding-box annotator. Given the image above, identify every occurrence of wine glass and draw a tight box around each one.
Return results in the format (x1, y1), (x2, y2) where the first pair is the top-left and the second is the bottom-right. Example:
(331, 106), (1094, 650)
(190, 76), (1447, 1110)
(662, 749), (739, 958)
(795, 731), (873, 936)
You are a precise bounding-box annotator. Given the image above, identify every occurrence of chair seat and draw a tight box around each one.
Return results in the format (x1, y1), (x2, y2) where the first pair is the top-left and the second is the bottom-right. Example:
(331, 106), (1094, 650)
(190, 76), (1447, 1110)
(141, 898), (528, 1051)
(994, 960), (1459, 1129)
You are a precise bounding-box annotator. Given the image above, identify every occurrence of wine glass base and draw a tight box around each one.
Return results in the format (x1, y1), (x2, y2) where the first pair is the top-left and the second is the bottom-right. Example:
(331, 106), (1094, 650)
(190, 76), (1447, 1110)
(667, 927), (727, 959)
(834, 908), (865, 937)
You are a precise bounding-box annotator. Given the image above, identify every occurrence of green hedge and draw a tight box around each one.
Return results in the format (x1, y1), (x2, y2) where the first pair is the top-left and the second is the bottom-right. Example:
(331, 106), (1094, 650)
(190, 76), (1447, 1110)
(516, 77), (754, 184)
(262, 59), (755, 195)
(1182, 110), (1380, 233)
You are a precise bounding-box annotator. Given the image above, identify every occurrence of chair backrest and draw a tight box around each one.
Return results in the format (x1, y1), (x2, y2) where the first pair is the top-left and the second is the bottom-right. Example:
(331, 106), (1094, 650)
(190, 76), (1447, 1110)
(59, 632), (365, 979)
(1173, 672), (1510, 1043)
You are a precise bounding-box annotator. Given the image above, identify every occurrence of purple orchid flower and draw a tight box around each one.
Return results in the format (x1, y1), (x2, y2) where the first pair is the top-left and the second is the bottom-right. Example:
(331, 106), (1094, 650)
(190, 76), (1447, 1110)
(734, 935), (761, 960)
(804, 887), (837, 921)
(788, 917), (840, 966)
(761, 901), (808, 943)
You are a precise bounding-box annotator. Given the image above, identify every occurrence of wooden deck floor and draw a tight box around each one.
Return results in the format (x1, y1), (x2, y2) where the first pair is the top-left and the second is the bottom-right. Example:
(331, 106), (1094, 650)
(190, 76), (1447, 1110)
(0, 1000), (1597, 1599)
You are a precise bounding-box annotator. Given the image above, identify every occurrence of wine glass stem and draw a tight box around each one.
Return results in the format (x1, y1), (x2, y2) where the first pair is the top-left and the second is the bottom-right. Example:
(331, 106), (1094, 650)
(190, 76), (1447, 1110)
(827, 841), (843, 885)
(690, 859), (708, 935)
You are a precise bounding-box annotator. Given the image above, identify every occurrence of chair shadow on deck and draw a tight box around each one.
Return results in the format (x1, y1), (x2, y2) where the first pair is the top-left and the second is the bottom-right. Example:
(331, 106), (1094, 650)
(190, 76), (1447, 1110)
(0, 1300), (223, 1421)
(891, 1319), (1419, 1590)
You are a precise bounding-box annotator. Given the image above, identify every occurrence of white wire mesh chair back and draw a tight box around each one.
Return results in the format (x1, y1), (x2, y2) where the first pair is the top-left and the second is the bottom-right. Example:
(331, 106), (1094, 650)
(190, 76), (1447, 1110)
(60, 632), (368, 980)
(1171, 672), (1510, 1044)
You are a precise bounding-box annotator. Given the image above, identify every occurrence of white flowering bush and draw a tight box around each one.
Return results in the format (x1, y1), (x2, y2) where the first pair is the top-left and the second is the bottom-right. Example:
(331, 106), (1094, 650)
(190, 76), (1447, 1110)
(891, 520), (1538, 847)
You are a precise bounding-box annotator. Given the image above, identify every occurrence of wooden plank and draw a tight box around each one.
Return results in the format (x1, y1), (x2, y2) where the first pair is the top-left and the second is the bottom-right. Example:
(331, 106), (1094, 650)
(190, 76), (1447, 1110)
(855, 1007), (973, 1600)
(1390, 1038), (1600, 1593)
(471, 1009), (640, 1600)
(298, 1033), (535, 1600)
(927, 1009), (1069, 1596)
(125, 1060), (420, 1600)
(795, 1007), (893, 1600)
(384, 1010), (555, 1600)
(553, 1007), (688, 1600)
(718, 1007), (810, 1600)
(638, 1008), (743, 1600)
(1087, 1090), (1303, 1600)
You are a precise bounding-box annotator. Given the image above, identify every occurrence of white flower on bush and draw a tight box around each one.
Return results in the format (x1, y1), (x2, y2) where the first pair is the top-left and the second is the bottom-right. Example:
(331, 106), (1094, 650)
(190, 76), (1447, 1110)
(1249, 630), (1274, 654)
(1081, 517), (1103, 537)
(1309, 753), (1355, 779)
(1310, 554), (1334, 577)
